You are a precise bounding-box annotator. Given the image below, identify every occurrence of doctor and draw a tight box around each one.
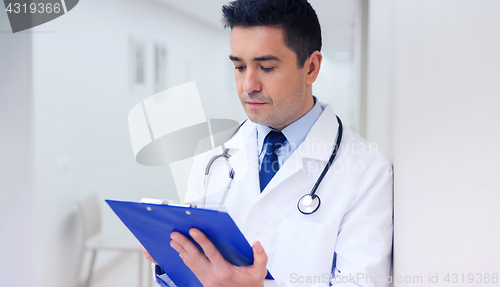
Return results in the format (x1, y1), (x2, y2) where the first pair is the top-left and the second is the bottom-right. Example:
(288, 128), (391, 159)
(145, 0), (393, 286)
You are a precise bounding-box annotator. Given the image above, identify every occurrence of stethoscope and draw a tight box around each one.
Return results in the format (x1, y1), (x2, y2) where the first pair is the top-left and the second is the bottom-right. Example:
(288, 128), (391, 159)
(203, 116), (343, 214)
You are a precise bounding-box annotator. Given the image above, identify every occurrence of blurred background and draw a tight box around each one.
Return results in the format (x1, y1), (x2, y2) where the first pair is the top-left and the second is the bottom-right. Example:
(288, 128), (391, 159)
(1, 0), (499, 287)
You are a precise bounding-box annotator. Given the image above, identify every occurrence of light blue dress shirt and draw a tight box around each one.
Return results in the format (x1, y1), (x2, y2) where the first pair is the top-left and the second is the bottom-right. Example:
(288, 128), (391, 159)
(155, 97), (325, 287)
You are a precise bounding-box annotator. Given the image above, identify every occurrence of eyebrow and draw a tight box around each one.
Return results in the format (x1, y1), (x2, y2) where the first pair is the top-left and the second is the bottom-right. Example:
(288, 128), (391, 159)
(229, 55), (280, 62)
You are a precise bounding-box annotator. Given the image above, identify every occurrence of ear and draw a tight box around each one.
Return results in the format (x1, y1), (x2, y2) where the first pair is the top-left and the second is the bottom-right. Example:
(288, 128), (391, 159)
(305, 51), (323, 85)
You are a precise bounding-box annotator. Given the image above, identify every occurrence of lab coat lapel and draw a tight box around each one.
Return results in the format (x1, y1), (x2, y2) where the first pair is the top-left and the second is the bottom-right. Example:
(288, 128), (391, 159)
(260, 150), (303, 196)
(224, 121), (261, 205)
(297, 105), (339, 162)
(260, 105), (339, 196)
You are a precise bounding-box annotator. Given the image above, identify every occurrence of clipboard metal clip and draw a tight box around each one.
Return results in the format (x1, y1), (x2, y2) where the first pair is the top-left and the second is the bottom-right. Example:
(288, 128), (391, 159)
(140, 198), (197, 208)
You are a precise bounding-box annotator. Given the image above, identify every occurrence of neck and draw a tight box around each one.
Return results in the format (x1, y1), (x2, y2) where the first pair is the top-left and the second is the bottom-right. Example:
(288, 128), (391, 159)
(270, 95), (315, 131)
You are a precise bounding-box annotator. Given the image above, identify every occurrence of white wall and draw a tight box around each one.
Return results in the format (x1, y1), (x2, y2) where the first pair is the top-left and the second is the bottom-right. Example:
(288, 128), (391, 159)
(366, 0), (395, 162)
(2, 0), (238, 286)
(0, 10), (37, 287)
(367, 0), (500, 285)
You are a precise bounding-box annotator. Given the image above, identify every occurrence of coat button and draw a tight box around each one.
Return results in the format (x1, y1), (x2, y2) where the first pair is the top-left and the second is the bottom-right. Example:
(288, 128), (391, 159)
(253, 224), (263, 234)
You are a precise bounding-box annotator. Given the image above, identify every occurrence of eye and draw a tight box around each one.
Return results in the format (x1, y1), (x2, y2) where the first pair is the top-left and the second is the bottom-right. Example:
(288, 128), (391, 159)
(261, 66), (274, 72)
(235, 66), (245, 72)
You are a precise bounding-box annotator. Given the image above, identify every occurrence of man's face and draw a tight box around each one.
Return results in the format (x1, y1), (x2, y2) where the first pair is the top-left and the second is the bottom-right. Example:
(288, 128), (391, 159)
(229, 26), (311, 130)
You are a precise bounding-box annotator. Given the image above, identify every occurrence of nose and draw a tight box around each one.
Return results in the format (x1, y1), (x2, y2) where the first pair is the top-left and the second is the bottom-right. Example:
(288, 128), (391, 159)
(242, 68), (262, 94)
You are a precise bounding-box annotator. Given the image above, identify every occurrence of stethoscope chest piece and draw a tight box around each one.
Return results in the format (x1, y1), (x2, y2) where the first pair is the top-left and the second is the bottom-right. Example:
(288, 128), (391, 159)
(298, 194), (321, 214)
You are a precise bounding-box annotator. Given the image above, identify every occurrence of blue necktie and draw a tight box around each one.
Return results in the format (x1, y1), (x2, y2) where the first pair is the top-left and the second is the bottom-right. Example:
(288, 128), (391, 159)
(259, 131), (287, 192)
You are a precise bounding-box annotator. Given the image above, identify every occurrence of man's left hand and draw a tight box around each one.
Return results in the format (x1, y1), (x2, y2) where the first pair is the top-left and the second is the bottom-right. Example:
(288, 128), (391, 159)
(170, 228), (268, 287)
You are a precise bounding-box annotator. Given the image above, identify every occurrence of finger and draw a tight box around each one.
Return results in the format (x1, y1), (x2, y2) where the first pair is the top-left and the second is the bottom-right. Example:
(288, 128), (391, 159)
(171, 231), (210, 272)
(189, 228), (228, 268)
(171, 232), (204, 258)
(140, 244), (157, 264)
(169, 237), (187, 256)
(251, 241), (268, 278)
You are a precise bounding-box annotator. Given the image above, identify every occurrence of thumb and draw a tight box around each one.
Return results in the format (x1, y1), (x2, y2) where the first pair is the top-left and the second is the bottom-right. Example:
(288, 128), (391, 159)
(252, 241), (268, 277)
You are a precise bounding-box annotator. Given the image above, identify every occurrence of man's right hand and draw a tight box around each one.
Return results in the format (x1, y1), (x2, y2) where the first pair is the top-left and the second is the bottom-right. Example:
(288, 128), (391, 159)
(141, 244), (157, 265)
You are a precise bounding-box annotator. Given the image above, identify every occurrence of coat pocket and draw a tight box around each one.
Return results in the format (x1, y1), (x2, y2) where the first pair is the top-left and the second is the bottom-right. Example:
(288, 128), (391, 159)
(271, 218), (338, 285)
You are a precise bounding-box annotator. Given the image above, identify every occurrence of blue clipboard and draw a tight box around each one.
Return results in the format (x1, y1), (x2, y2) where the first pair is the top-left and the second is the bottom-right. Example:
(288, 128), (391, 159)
(106, 200), (273, 287)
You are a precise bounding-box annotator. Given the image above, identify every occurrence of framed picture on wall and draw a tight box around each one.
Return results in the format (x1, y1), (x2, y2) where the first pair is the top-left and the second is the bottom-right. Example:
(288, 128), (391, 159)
(154, 43), (167, 93)
(129, 37), (149, 95)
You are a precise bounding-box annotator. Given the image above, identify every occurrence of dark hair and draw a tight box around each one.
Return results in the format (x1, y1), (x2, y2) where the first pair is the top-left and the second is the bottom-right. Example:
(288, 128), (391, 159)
(222, 0), (322, 68)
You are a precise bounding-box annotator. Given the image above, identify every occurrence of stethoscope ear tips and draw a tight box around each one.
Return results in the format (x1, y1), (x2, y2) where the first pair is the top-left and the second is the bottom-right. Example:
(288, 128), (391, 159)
(298, 194), (321, 214)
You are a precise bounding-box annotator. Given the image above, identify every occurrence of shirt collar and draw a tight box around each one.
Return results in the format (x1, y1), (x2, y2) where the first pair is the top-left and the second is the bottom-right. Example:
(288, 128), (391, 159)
(256, 96), (323, 153)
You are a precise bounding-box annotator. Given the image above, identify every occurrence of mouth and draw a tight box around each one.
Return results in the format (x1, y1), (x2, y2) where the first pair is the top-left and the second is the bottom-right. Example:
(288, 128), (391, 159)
(246, 101), (267, 108)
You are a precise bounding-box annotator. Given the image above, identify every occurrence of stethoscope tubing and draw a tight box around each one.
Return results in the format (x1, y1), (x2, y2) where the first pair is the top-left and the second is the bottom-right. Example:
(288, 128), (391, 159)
(308, 116), (343, 198)
(297, 115), (343, 214)
(202, 120), (246, 208)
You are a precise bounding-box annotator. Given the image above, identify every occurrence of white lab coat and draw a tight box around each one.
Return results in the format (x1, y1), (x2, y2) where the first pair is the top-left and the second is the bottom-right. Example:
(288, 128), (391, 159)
(178, 104), (393, 287)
